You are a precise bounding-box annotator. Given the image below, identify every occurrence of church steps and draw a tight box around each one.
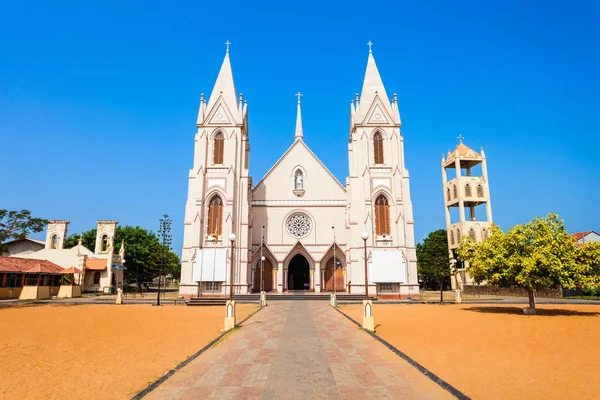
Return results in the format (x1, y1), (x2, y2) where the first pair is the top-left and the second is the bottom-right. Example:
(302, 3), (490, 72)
(186, 293), (376, 306)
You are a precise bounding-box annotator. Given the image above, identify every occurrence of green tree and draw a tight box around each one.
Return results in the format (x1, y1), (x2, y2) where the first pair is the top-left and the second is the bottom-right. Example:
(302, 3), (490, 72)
(457, 214), (592, 313)
(575, 242), (600, 294)
(64, 229), (96, 249)
(0, 210), (47, 255)
(65, 225), (181, 286)
(416, 229), (452, 302)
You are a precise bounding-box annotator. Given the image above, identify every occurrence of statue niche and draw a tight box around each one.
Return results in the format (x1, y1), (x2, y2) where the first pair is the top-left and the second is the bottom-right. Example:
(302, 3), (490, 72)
(293, 169), (305, 196)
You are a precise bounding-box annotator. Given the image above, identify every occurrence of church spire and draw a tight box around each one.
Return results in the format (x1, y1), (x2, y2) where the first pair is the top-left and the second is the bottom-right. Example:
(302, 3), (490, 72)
(206, 41), (239, 114)
(358, 42), (391, 115)
(294, 92), (303, 141)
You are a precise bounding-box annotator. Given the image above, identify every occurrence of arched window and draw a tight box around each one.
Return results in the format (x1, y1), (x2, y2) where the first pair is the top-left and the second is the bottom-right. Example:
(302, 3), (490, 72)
(453, 184), (457, 198)
(51, 234), (58, 249)
(207, 195), (223, 236)
(469, 228), (476, 240)
(101, 235), (109, 252)
(465, 184), (472, 197)
(477, 184), (484, 197)
(373, 132), (384, 164)
(375, 195), (390, 236)
(450, 230), (455, 245)
(482, 229), (488, 240)
(93, 271), (101, 285)
(213, 132), (224, 164)
(294, 169), (304, 190)
(446, 188), (451, 201)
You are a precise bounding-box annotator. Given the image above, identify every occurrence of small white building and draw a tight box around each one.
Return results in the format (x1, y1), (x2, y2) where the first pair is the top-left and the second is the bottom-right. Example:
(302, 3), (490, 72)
(1, 238), (45, 256)
(12, 220), (125, 293)
(572, 231), (600, 246)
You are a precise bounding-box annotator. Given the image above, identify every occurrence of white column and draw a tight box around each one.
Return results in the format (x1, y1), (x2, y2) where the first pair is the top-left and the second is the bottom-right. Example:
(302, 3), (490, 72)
(314, 261), (321, 292)
(277, 261), (283, 293)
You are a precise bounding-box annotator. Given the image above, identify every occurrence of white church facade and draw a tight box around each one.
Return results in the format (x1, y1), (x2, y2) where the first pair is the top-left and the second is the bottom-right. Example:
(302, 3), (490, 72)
(179, 46), (419, 299)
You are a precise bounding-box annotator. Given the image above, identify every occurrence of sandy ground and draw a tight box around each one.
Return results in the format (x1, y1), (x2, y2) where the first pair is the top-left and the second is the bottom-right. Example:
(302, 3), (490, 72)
(0, 303), (257, 400)
(341, 303), (600, 400)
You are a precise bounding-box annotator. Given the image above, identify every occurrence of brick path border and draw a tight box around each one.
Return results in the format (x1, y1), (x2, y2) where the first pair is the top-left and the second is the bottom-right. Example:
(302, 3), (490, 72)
(131, 306), (263, 400)
(334, 307), (471, 400)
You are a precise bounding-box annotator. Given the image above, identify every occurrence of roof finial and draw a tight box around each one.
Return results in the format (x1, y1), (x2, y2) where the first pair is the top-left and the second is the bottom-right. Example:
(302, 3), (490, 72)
(295, 92), (303, 141)
(457, 134), (464, 144)
(367, 41), (374, 53)
(225, 40), (231, 53)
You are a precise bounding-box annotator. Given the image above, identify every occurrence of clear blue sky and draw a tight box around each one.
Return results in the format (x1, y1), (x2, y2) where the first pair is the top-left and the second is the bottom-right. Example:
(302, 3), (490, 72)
(1, 0), (598, 254)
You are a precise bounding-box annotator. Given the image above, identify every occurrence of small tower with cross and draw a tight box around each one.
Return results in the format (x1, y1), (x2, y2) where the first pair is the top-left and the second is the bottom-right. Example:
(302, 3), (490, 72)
(294, 92), (303, 140)
(441, 136), (494, 290)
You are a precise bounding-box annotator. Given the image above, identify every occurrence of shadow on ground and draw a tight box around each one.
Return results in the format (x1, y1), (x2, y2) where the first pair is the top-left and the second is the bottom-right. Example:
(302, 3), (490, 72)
(462, 306), (600, 317)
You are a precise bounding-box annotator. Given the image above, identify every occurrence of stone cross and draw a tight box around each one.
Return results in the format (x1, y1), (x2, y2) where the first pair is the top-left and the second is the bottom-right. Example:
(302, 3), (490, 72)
(296, 91), (303, 103)
(367, 41), (373, 52)
(457, 134), (464, 144)
(225, 40), (231, 52)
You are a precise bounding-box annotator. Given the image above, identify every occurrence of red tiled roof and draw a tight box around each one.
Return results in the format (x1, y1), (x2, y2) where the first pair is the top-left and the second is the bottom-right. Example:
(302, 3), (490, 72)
(63, 266), (83, 274)
(572, 231), (593, 241)
(85, 258), (107, 271)
(0, 256), (64, 274)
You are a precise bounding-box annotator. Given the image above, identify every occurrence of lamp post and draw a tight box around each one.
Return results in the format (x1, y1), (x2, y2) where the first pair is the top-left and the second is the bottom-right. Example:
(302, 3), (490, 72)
(361, 231), (369, 299)
(228, 233), (236, 301)
(360, 230), (374, 331)
(260, 255), (266, 307)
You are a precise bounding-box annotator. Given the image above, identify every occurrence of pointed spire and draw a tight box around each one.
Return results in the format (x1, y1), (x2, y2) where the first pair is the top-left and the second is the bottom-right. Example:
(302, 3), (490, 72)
(196, 93), (206, 126)
(206, 44), (238, 114)
(358, 43), (391, 116)
(295, 92), (303, 140)
(119, 240), (125, 258)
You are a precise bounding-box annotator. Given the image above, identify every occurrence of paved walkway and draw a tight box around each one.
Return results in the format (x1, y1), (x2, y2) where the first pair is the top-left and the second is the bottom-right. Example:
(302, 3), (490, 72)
(145, 301), (454, 399)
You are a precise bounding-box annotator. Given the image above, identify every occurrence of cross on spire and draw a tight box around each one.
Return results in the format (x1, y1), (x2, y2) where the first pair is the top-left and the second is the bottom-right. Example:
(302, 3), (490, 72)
(225, 40), (231, 52)
(296, 91), (303, 103)
(457, 134), (465, 144)
(367, 41), (374, 53)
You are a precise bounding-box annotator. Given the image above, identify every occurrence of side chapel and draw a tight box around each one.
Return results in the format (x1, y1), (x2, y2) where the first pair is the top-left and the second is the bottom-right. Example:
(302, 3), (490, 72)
(179, 44), (419, 299)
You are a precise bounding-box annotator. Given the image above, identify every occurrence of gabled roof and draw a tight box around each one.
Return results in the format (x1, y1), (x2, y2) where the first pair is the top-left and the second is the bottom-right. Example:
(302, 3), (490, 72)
(2, 237), (45, 246)
(252, 139), (345, 192)
(0, 256), (64, 273)
(572, 231), (598, 241)
(447, 143), (481, 160)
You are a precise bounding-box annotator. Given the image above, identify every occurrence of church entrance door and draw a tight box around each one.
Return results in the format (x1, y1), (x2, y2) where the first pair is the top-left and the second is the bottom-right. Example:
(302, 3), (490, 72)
(287, 254), (310, 291)
(253, 259), (273, 292)
(324, 257), (345, 292)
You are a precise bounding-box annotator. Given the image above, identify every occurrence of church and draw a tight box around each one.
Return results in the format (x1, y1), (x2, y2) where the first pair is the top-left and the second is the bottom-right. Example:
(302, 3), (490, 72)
(179, 44), (419, 300)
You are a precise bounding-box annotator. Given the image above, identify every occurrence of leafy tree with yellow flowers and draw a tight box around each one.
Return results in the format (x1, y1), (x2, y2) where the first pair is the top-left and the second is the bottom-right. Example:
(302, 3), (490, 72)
(457, 213), (600, 314)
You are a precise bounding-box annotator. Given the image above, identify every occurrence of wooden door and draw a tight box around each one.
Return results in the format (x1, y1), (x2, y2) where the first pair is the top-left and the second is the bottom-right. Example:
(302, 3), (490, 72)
(324, 258), (344, 291)
(254, 259), (273, 292)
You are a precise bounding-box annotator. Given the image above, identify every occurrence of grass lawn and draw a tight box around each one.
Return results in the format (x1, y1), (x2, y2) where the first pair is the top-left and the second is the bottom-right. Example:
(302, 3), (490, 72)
(340, 303), (600, 400)
(0, 303), (257, 400)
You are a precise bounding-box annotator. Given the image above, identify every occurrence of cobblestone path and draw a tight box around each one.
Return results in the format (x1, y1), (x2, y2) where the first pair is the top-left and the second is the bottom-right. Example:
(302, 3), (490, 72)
(145, 301), (454, 399)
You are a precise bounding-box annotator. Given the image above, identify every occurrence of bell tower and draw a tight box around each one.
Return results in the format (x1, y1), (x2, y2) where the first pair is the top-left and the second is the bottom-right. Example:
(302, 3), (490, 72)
(441, 136), (493, 289)
(179, 43), (251, 297)
(346, 44), (419, 299)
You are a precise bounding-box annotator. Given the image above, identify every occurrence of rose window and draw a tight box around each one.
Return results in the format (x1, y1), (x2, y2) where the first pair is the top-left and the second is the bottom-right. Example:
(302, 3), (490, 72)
(286, 213), (312, 238)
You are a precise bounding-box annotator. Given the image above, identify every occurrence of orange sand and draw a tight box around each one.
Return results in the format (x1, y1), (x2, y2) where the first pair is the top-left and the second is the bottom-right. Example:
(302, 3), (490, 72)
(341, 303), (600, 400)
(0, 303), (257, 400)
